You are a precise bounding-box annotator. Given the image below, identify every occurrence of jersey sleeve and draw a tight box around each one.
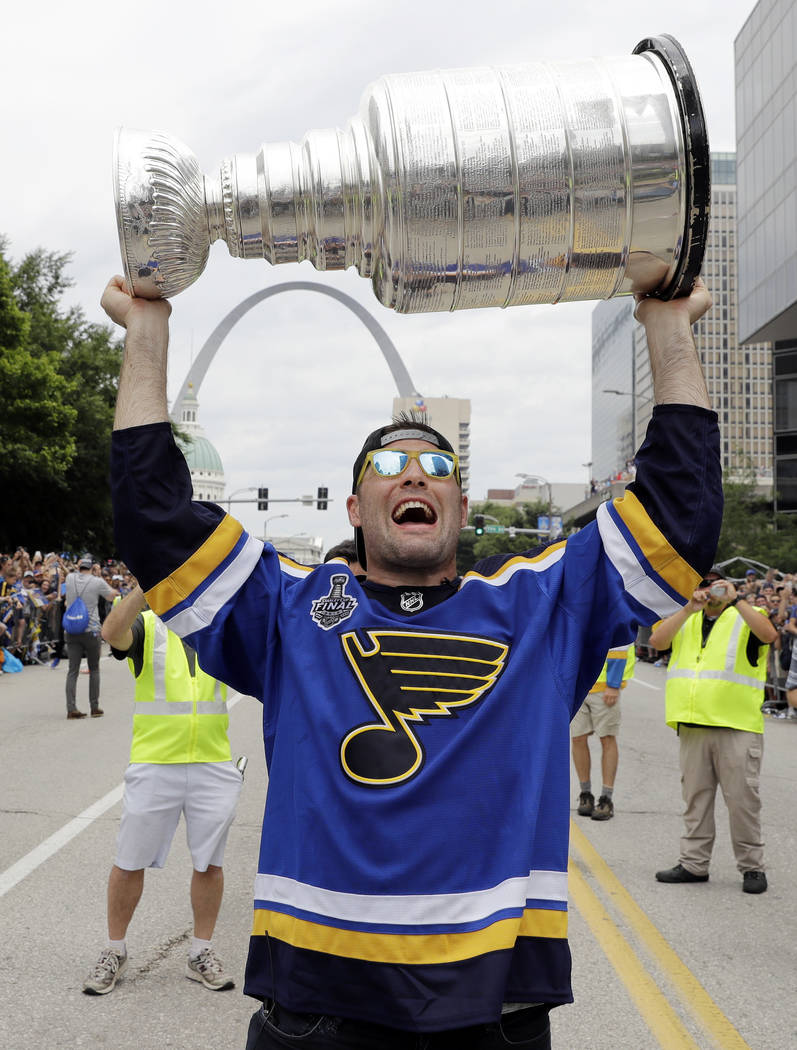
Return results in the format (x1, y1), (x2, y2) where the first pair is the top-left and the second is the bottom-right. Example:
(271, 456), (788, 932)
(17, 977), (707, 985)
(470, 404), (721, 710)
(110, 422), (292, 699)
(603, 656), (627, 690)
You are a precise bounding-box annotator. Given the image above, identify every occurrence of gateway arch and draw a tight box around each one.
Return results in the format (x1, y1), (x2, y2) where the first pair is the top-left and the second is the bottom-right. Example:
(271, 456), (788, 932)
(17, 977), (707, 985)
(172, 281), (420, 421)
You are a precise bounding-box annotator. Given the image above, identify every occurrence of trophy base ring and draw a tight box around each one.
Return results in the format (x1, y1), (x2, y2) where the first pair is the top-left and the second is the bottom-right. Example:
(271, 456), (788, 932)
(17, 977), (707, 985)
(634, 34), (711, 302)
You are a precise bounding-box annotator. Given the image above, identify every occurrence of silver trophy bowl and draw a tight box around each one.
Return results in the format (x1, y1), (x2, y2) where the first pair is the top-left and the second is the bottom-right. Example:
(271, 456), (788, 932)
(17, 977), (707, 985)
(114, 35), (709, 311)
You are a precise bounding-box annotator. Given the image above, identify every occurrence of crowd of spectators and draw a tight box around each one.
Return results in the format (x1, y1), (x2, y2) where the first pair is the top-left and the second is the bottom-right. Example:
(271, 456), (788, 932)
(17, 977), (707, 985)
(0, 548), (135, 672)
(637, 563), (797, 717)
(590, 459), (637, 496)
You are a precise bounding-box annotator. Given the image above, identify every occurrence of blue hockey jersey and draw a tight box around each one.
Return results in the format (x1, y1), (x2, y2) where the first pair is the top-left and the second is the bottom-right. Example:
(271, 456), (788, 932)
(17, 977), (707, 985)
(111, 403), (721, 1032)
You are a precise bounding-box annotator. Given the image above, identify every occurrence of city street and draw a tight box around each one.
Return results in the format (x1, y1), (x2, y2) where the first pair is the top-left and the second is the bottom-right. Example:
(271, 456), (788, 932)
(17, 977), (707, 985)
(0, 654), (794, 1049)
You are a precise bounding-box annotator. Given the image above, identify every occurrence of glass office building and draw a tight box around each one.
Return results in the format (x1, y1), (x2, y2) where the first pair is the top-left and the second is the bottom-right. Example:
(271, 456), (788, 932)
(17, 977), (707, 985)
(736, 0), (797, 508)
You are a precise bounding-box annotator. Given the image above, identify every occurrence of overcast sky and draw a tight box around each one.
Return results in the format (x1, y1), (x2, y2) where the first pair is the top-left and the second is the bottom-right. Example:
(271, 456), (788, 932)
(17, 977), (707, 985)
(4, 0), (757, 549)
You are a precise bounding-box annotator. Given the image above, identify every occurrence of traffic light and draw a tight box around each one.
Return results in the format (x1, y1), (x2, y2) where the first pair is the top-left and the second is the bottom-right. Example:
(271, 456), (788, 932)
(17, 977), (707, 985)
(317, 486), (328, 511)
(474, 514), (485, 536)
(257, 487), (269, 511)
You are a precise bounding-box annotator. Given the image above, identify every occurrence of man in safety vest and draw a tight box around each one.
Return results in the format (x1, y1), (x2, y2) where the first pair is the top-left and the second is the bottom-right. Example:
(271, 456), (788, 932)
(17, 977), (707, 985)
(571, 643), (635, 821)
(648, 566), (777, 894)
(82, 585), (243, 994)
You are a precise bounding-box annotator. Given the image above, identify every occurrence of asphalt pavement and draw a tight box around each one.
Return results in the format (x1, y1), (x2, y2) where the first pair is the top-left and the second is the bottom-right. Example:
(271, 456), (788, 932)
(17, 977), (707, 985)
(0, 652), (794, 1049)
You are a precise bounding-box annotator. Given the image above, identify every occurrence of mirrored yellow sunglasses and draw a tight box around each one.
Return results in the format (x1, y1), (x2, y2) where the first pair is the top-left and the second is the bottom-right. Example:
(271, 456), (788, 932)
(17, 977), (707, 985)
(356, 448), (460, 488)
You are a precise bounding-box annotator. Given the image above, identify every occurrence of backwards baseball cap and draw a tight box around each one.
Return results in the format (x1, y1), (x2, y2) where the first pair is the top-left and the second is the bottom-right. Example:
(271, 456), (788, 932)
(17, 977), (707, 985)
(351, 421), (457, 571)
(78, 557), (93, 569)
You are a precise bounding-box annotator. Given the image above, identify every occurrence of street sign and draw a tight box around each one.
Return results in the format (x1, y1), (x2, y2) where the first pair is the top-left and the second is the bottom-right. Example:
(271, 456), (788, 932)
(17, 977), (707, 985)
(484, 524), (505, 534)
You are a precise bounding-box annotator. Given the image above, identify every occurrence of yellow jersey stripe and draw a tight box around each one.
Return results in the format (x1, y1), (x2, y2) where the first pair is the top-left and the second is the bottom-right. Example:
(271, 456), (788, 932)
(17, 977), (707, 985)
(145, 515), (243, 616)
(251, 907), (567, 964)
(611, 491), (700, 599)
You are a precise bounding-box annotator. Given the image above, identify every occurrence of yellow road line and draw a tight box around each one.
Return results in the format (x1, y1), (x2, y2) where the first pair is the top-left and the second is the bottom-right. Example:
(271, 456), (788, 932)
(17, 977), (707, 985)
(568, 861), (701, 1049)
(570, 822), (751, 1050)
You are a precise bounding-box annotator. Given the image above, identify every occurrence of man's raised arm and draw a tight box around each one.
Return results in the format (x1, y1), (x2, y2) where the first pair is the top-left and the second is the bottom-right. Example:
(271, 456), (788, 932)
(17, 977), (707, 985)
(101, 276), (172, 429)
(635, 277), (712, 409)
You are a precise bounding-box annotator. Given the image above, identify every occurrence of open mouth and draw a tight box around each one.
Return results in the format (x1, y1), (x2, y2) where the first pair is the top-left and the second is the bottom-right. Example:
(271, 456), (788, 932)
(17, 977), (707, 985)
(392, 500), (437, 526)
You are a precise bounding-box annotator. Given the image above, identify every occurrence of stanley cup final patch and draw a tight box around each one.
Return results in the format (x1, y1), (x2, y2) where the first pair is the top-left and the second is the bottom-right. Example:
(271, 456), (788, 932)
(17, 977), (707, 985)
(310, 574), (358, 631)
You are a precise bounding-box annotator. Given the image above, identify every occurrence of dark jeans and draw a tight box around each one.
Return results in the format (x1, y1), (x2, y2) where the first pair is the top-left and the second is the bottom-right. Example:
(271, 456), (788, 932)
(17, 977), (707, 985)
(65, 631), (102, 712)
(246, 1001), (551, 1050)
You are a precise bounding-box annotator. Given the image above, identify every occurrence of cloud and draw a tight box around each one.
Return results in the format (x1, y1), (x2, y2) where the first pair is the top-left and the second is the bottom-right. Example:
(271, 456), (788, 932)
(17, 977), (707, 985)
(3, 0), (754, 549)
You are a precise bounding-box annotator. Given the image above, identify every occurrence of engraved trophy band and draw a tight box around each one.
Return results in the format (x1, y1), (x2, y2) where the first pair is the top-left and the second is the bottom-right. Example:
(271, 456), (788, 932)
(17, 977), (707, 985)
(114, 34), (709, 313)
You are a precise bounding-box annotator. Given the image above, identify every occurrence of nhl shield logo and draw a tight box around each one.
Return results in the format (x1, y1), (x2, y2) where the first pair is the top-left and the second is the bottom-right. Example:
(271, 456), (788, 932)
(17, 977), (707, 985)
(399, 591), (424, 613)
(311, 574), (358, 631)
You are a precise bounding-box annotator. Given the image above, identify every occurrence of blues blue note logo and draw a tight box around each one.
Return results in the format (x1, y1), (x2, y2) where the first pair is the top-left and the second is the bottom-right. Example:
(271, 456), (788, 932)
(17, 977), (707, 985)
(310, 574), (358, 631)
(339, 629), (509, 787)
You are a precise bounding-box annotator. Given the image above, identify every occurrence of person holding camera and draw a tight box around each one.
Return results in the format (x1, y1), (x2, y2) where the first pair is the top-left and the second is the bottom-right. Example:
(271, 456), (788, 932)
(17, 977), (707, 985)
(648, 566), (777, 894)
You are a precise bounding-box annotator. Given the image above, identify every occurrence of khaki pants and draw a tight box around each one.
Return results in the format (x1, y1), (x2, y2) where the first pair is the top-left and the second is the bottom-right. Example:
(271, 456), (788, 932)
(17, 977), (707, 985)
(678, 726), (764, 875)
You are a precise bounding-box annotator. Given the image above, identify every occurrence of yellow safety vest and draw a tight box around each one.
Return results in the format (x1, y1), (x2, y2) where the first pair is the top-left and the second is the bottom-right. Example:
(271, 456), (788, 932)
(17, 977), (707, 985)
(129, 611), (230, 764)
(665, 606), (768, 733)
(588, 643), (635, 693)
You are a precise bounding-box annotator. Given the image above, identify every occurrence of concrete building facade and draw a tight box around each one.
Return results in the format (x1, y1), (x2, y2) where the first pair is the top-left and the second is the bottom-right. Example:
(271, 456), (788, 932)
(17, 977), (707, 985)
(392, 396), (471, 493)
(736, 0), (797, 509)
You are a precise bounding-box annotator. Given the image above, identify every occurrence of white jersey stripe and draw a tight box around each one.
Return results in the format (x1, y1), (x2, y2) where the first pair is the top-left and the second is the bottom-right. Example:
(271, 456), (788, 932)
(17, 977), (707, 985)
(253, 869), (568, 926)
(596, 503), (684, 619)
(459, 546), (566, 590)
(163, 534), (265, 637)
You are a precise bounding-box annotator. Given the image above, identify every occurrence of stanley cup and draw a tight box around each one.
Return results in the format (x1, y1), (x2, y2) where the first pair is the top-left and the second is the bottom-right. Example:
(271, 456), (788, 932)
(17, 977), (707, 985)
(114, 34), (709, 312)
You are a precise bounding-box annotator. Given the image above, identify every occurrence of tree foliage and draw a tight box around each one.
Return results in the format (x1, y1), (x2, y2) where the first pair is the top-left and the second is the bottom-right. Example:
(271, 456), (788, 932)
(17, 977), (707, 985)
(715, 459), (797, 574)
(456, 499), (568, 575)
(0, 242), (123, 552)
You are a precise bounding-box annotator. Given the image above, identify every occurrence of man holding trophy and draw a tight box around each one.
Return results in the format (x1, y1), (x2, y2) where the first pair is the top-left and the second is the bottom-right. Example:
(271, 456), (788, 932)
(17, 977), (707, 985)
(104, 33), (721, 1049)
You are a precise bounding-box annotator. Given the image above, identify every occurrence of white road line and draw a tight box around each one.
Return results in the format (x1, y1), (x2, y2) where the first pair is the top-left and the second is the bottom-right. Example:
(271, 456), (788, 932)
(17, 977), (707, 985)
(632, 678), (662, 691)
(0, 691), (245, 901)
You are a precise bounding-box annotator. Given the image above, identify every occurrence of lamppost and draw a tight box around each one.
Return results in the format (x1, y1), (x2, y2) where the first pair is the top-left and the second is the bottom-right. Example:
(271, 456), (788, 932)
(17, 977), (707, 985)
(582, 461), (593, 499)
(602, 389), (655, 467)
(264, 513), (289, 539)
(226, 486), (257, 512)
(516, 473), (553, 534)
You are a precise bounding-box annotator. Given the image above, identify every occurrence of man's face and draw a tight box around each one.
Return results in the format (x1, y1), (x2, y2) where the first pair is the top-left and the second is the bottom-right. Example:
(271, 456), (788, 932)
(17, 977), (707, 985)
(702, 575), (728, 613)
(347, 439), (468, 580)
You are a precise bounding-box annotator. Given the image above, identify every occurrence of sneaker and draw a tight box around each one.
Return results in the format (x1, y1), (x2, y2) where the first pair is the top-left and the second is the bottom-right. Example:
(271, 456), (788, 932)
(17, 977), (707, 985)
(787, 708), (797, 721)
(655, 863), (709, 884)
(577, 791), (594, 817)
(742, 870), (768, 894)
(91, 708), (104, 718)
(67, 711), (87, 719)
(186, 947), (235, 991)
(591, 795), (614, 821)
(83, 948), (127, 995)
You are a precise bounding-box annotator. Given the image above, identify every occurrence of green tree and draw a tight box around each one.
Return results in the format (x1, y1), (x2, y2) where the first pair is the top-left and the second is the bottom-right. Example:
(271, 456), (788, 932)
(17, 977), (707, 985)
(456, 500), (562, 575)
(715, 459), (797, 574)
(0, 243), (123, 552)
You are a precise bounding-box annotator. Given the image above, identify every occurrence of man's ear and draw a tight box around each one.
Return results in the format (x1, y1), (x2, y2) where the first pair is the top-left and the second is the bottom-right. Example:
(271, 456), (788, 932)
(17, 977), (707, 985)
(460, 493), (469, 529)
(347, 493), (361, 527)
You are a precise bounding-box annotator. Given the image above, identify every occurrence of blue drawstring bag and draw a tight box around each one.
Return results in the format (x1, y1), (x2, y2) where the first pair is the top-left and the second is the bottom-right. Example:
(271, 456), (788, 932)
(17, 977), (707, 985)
(63, 595), (90, 634)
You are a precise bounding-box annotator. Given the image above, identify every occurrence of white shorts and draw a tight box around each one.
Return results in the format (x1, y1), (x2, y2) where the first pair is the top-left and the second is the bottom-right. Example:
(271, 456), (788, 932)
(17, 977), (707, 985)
(115, 761), (243, 872)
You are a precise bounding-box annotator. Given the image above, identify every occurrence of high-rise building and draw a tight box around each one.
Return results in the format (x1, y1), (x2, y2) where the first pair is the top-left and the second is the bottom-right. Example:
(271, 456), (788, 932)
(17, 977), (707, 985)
(736, 0), (797, 509)
(591, 154), (773, 486)
(590, 297), (636, 482)
(392, 395), (471, 492)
